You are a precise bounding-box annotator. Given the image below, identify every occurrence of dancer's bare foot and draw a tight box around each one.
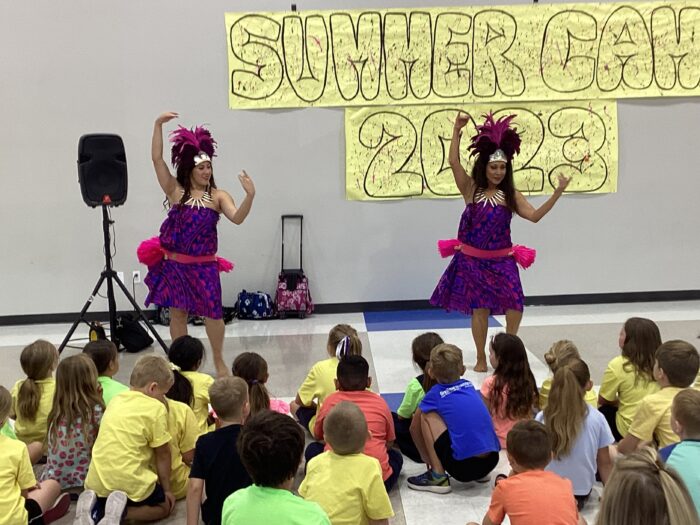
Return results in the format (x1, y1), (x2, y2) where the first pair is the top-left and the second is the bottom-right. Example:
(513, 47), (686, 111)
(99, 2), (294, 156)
(473, 360), (488, 373)
(215, 360), (230, 378)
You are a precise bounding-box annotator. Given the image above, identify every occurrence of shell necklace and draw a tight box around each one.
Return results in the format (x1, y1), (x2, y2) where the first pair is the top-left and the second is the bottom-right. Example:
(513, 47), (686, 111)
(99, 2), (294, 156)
(182, 188), (213, 209)
(475, 188), (505, 207)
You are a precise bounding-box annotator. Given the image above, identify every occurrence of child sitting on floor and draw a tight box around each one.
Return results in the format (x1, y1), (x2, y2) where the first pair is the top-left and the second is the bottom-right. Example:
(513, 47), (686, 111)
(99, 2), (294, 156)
(407, 344), (500, 493)
(618, 340), (700, 454)
(83, 340), (128, 405)
(659, 388), (700, 515)
(291, 324), (362, 434)
(300, 401), (394, 525)
(539, 340), (597, 409)
(187, 376), (252, 525)
(309, 355), (403, 492)
(79, 355), (176, 523)
(480, 333), (539, 449)
(221, 411), (330, 525)
(232, 352), (290, 415)
(468, 420), (582, 525)
(393, 332), (443, 463)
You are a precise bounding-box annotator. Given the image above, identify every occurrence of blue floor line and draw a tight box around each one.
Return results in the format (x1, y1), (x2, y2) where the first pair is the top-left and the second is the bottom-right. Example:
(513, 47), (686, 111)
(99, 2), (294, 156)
(364, 309), (502, 332)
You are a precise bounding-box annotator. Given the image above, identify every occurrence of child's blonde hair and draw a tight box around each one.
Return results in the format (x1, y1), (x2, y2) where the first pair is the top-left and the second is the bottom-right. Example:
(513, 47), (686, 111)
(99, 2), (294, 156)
(130, 355), (174, 388)
(544, 359), (590, 459)
(0, 386), (12, 424)
(672, 388), (700, 436)
(209, 377), (248, 421)
(596, 447), (700, 525)
(17, 340), (58, 421)
(47, 354), (104, 447)
(429, 344), (463, 384)
(232, 352), (270, 415)
(543, 340), (580, 373)
(327, 324), (362, 358)
(324, 401), (368, 455)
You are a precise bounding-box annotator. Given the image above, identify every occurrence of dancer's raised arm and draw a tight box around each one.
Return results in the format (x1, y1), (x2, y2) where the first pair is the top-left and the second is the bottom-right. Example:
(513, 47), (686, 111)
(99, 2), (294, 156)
(515, 174), (570, 223)
(152, 111), (179, 196)
(449, 112), (474, 199)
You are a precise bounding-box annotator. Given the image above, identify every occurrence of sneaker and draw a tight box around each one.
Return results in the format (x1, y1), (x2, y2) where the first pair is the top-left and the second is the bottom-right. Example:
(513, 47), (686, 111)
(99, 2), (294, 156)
(97, 491), (127, 525)
(42, 493), (71, 524)
(407, 470), (451, 494)
(73, 490), (97, 525)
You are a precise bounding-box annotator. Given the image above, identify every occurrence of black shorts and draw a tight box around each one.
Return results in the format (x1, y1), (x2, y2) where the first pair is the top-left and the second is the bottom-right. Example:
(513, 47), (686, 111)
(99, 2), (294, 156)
(128, 483), (166, 507)
(295, 406), (316, 433)
(25, 499), (44, 525)
(434, 431), (499, 482)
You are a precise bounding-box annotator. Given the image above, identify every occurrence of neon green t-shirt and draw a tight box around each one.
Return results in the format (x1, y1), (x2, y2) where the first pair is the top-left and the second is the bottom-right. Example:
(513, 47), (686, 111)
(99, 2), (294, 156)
(222, 485), (330, 525)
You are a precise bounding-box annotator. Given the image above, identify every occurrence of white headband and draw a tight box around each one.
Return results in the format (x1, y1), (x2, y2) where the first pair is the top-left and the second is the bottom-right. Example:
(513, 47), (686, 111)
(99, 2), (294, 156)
(193, 152), (211, 166)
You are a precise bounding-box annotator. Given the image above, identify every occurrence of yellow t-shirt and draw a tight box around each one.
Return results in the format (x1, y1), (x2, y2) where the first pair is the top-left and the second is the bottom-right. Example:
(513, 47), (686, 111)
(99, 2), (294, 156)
(85, 390), (171, 501)
(0, 434), (37, 525)
(598, 356), (659, 436)
(627, 386), (683, 448)
(164, 399), (201, 500)
(299, 451), (394, 525)
(539, 377), (598, 410)
(181, 371), (214, 433)
(11, 377), (55, 445)
(297, 357), (339, 433)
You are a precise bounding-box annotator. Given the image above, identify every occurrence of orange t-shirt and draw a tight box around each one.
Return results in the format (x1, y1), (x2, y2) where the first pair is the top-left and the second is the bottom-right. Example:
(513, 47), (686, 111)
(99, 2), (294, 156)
(314, 390), (395, 481)
(487, 470), (579, 525)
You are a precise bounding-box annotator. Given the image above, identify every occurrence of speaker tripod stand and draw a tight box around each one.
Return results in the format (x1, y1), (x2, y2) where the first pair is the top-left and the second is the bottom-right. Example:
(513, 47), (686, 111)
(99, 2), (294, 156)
(58, 205), (168, 354)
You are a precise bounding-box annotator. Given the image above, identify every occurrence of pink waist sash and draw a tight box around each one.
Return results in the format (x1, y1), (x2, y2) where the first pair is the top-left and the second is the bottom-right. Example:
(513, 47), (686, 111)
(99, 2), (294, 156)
(459, 244), (512, 258)
(162, 249), (217, 264)
(437, 239), (536, 269)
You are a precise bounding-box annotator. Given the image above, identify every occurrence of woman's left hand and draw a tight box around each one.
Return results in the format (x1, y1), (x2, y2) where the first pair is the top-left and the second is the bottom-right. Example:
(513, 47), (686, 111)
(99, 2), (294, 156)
(556, 174), (571, 192)
(239, 170), (255, 197)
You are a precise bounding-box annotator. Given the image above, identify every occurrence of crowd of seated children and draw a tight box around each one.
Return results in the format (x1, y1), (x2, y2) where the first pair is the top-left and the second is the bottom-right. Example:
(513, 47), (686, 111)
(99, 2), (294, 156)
(187, 376), (252, 525)
(598, 318), (661, 441)
(309, 355), (402, 492)
(291, 324), (362, 434)
(408, 343), (500, 493)
(232, 352), (290, 415)
(617, 340), (699, 454)
(300, 401), (394, 525)
(469, 420), (583, 525)
(480, 333), (539, 449)
(392, 332), (443, 463)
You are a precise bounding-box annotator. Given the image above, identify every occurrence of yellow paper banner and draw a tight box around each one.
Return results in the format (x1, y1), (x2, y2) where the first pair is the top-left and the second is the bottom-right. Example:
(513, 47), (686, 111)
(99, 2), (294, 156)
(345, 101), (618, 200)
(226, 3), (700, 109)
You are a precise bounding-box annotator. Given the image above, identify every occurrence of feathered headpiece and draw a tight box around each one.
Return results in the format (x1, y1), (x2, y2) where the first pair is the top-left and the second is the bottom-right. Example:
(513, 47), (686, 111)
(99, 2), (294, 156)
(169, 125), (217, 169)
(468, 113), (521, 163)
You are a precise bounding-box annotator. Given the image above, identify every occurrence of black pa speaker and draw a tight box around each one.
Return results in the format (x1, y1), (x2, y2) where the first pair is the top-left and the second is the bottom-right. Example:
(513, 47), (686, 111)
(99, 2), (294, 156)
(78, 134), (128, 207)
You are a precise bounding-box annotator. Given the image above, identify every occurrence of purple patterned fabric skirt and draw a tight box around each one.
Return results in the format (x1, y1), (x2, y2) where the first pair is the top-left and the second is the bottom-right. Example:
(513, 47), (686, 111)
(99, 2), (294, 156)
(430, 202), (524, 315)
(145, 205), (223, 319)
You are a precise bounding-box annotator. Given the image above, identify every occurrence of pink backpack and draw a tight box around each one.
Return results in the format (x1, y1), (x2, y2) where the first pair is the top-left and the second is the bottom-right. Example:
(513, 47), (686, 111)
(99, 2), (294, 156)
(275, 215), (313, 318)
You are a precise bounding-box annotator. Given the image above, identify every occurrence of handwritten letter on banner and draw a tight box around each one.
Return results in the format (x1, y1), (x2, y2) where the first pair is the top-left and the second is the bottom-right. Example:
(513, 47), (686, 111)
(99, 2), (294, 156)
(344, 101), (618, 201)
(226, 2), (700, 109)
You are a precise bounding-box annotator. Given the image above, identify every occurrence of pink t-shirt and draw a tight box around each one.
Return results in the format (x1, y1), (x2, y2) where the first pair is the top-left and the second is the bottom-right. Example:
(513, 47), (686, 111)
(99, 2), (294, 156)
(481, 375), (528, 448)
(314, 390), (395, 481)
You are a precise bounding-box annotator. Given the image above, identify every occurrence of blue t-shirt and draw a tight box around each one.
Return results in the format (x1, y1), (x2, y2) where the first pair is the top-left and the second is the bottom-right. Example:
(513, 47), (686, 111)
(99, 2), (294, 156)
(536, 405), (615, 496)
(419, 379), (499, 460)
(660, 439), (700, 516)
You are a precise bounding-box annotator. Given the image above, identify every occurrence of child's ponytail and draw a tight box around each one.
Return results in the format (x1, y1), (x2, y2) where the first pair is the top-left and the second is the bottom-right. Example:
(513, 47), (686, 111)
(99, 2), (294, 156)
(167, 363), (194, 407)
(328, 324), (362, 359)
(233, 352), (271, 415)
(545, 359), (589, 458)
(18, 340), (57, 421)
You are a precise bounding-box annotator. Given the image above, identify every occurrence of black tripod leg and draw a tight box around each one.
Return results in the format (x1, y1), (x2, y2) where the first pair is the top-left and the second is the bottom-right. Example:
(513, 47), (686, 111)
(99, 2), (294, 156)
(58, 274), (106, 354)
(112, 276), (169, 354)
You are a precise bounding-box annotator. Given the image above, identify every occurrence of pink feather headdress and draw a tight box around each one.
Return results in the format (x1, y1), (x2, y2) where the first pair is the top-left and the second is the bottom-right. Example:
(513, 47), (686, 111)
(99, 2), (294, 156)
(169, 125), (217, 168)
(468, 113), (521, 163)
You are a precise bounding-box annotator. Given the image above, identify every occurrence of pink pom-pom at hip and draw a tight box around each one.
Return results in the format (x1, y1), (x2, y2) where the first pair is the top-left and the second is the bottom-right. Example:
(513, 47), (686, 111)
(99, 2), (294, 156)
(511, 244), (536, 269)
(438, 239), (462, 258)
(137, 237), (164, 267)
(216, 257), (234, 273)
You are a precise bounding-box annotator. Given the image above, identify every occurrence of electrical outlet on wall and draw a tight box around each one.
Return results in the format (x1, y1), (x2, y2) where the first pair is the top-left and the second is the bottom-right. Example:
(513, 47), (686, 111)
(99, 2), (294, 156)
(132, 270), (141, 284)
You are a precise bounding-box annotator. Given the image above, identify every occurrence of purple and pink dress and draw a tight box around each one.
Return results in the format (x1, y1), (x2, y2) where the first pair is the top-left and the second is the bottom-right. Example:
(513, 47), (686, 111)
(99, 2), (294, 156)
(144, 205), (224, 319)
(430, 201), (524, 315)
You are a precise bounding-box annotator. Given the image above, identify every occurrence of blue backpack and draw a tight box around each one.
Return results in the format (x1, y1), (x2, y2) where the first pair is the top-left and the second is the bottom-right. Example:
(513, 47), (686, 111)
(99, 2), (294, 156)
(235, 290), (275, 320)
